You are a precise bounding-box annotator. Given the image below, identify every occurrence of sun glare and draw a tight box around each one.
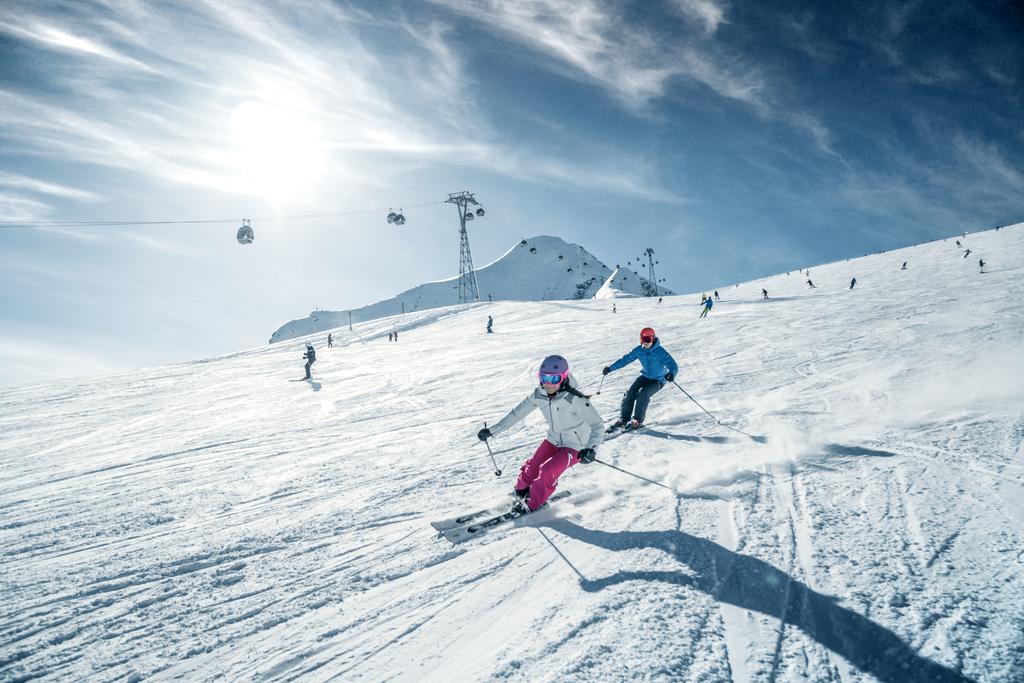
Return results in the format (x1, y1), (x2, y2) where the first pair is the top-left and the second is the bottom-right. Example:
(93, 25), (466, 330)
(229, 101), (324, 202)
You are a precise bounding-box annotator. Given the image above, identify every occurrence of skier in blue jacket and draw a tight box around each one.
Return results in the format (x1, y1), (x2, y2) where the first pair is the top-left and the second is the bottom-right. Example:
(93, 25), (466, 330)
(700, 297), (713, 318)
(602, 327), (679, 431)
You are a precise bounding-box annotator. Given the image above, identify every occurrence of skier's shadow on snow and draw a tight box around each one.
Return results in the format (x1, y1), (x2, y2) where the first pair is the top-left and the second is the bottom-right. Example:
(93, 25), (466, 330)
(543, 520), (970, 683)
(637, 427), (731, 444)
(824, 444), (896, 458)
(307, 380), (322, 391)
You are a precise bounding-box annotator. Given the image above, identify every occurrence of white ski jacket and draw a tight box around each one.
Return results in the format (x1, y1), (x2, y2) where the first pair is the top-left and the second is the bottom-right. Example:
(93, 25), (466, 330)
(490, 374), (604, 451)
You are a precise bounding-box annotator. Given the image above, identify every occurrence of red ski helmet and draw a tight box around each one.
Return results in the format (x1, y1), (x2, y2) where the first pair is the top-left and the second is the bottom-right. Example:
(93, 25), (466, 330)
(538, 355), (570, 385)
(640, 327), (656, 343)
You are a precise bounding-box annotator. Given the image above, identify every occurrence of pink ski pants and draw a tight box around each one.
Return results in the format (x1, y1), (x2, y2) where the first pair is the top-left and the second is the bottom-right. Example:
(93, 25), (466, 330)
(515, 440), (579, 510)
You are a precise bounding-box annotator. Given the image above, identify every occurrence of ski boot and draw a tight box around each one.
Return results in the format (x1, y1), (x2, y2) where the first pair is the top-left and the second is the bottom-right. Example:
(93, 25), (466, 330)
(624, 419), (643, 431)
(606, 418), (627, 434)
(510, 498), (533, 516)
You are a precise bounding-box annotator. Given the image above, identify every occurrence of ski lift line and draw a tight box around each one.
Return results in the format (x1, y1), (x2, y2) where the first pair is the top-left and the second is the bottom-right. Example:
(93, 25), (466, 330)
(0, 201), (447, 230)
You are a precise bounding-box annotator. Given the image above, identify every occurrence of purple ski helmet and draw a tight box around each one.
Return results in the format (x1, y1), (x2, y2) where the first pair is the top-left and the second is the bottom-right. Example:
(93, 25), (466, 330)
(538, 355), (569, 385)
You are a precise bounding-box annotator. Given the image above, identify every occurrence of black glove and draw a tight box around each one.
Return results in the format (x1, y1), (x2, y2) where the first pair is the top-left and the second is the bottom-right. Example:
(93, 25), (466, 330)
(665, 372), (674, 383)
(578, 448), (596, 464)
(602, 366), (611, 375)
(477, 428), (492, 441)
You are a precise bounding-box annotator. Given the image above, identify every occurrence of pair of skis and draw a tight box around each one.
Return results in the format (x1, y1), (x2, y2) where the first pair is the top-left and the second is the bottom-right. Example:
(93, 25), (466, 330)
(604, 421), (648, 440)
(431, 490), (572, 544)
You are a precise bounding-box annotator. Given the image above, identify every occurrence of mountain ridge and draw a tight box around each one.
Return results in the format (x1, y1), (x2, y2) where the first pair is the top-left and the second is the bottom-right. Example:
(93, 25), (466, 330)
(270, 235), (673, 343)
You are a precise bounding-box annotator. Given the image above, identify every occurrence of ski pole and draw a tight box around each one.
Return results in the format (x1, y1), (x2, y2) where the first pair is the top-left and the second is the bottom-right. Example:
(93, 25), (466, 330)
(482, 422), (502, 476)
(671, 381), (760, 441)
(593, 457), (673, 491)
(595, 374), (606, 395)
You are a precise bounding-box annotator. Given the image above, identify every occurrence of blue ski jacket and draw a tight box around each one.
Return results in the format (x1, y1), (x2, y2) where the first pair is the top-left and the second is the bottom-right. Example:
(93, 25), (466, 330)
(608, 338), (678, 383)
(704, 298), (713, 309)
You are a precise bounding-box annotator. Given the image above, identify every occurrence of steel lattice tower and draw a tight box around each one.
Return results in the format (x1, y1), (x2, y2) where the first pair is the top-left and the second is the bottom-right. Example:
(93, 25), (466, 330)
(446, 191), (482, 304)
(644, 247), (659, 297)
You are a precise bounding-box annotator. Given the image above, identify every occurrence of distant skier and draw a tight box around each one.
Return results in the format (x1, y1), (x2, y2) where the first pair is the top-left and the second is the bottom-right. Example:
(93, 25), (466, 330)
(302, 343), (316, 380)
(700, 294), (707, 305)
(612, 303), (617, 314)
(963, 249), (972, 258)
(850, 277), (857, 289)
(327, 333), (333, 348)
(393, 330), (399, 342)
(714, 290), (720, 301)
(807, 279), (816, 288)
(956, 240), (962, 248)
(658, 297), (663, 304)
(762, 288), (769, 299)
(979, 259), (986, 273)
(477, 355), (603, 516)
(901, 262), (907, 270)
(699, 297), (713, 318)
(486, 315), (494, 333)
(388, 332), (393, 342)
(602, 327), (678, 432)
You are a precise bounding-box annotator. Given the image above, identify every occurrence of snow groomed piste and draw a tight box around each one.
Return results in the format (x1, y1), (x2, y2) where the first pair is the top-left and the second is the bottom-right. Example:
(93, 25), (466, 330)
(1, 225), (1022, 681)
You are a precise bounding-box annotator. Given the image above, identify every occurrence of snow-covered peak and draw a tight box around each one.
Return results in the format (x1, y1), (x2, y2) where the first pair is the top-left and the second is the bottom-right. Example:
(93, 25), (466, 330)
(270, 235), (673, 343)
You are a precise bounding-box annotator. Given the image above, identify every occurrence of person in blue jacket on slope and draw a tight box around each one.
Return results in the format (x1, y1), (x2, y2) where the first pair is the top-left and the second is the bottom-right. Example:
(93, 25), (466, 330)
(602, 327), (678, 432)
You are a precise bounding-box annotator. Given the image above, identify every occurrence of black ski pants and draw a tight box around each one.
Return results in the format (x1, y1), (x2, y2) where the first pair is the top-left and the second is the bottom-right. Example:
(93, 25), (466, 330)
(620, 376), (662, 423)
(304, 359), (315, 379)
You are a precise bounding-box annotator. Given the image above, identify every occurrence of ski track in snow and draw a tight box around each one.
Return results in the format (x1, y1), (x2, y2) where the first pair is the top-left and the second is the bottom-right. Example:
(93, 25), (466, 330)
(2, 226), (1024, 681)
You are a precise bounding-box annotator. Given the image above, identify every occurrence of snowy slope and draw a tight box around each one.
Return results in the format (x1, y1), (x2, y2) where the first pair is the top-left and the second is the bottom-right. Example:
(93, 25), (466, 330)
(2, 225), (1023, 682)
(270, 235), (671, 342)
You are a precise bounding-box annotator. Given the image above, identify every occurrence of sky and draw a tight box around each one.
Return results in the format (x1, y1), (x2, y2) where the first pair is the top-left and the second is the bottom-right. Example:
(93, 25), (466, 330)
(1, 0), (1022, 386)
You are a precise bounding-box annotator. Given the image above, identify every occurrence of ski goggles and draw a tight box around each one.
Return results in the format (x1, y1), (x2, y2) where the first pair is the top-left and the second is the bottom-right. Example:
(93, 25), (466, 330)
(640, 335), (654, 344)
(538, 372), (567, 385)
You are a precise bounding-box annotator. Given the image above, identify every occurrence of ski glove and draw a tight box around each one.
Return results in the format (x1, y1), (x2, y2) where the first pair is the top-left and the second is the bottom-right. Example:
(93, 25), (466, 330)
(477, 428), (492, 441)
(602, 366), (611, 375)
(665, 372), (674, 383)
(578, 448), (596, 464)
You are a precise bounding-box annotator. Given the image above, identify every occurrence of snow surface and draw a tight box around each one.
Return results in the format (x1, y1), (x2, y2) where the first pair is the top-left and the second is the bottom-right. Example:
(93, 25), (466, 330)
(2, 225), (1024, 682)
(270, 235), (671, 343)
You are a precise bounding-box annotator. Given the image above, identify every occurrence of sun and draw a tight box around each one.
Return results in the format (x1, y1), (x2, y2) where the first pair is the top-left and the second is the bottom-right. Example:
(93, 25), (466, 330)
(229, 101), (324, 202)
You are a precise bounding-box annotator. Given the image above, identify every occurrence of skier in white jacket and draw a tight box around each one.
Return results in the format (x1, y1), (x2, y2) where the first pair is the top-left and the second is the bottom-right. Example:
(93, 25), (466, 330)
(477, 355), (604, 515)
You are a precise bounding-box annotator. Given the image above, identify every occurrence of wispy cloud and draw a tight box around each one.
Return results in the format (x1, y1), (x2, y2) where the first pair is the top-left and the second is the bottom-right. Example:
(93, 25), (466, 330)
(0, 16), (158, 72)
(0, 172), (104, 201)
(672, 0), (728, 35)
(0, 193), (53, 222)
(430, 0), (766, 110)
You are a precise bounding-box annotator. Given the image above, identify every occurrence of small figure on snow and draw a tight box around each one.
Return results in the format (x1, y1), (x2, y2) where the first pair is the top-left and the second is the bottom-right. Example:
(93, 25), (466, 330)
(393, 330), (399, 342)
(956, 240), (962, 248)
(388, 332), (394, 342)
(486, 315), (494, 334)
(700, 296), (713, 318)
(658, 297), (663, 304)
(807, 279), (816, 288)
(901, 261), (907, 270)
(963, 249), (972, 258)
(327, 333), (333, 348)
(714, 290), (720, 301)
(979, 259), (986, 273)
(477, 355), (603, 515)
(612, 303), (617, 314)
(302, 343), (316, 380)
(762, 288), (769, 300)
(701, 294), (707, 305)
(602, 327), (679, 432)
(850, 277), (857, 289)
